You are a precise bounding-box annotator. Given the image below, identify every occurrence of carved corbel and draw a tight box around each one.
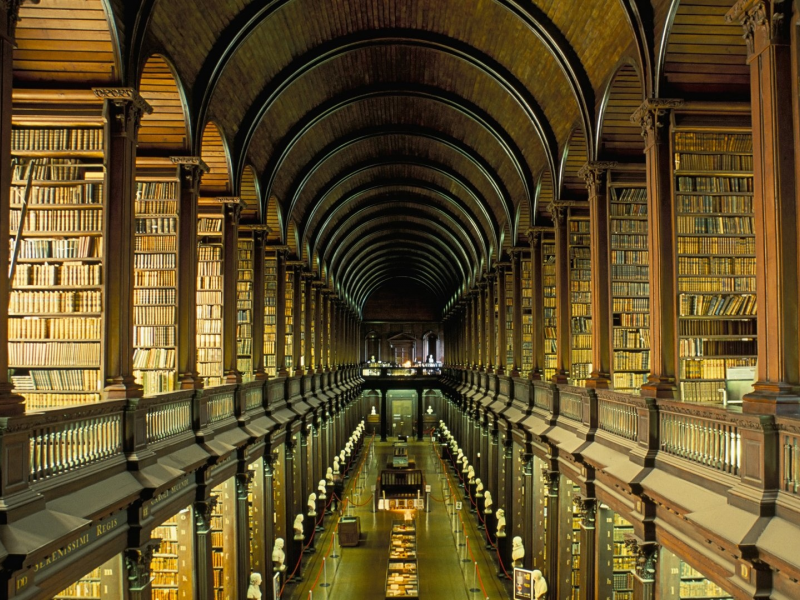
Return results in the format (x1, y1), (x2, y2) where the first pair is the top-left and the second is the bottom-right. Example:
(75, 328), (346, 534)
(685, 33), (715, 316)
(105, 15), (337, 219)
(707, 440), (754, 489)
(631, 99), (684, 147)
(623, 536), (659, 581)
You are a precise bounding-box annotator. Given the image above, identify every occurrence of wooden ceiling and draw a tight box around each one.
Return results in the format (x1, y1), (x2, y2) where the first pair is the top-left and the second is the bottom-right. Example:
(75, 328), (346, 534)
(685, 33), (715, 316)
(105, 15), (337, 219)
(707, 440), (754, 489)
(10, 0), (752, 314)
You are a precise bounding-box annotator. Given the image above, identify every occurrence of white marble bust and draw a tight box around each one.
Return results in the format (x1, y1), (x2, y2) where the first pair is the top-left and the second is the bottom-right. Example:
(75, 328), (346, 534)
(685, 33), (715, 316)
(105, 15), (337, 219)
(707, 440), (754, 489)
(484, 490), (493, 513)
(247, 572), (262, 600)
(318, 479), (327, 495)
(326, 466), (334, 483)
(512, 536), (525, 566)
(293, 514), (304, 539)
(496, 508), (506, 537)
(272, 538), (286, 571)
(467, 465), (475, 483)
(427, 406), (433, 414)
(475, 478), (484, 496)
(307, 493), (317, 514)
(371, 406), (377, 415)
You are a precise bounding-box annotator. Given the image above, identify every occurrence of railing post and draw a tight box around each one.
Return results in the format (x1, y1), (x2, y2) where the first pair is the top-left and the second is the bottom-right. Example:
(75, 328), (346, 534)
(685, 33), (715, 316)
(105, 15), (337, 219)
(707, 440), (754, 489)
(0, 418), (39, 521)
(729, 414), (778, 517)
(631, 397), (658, 467)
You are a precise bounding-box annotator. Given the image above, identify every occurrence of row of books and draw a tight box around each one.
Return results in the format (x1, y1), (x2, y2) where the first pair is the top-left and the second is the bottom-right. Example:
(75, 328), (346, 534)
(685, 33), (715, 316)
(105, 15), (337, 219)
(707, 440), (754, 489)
(571, 363), (592, 380)
(618, 313), (649, 327)
(136, 217), (177, 234)
(678, 256), (755, 275)
(197, 334), (222, 347)
(197, 304), (222, 319)
(12, 159), (88, 181)
(197, 320), (222, 334)
(16, 236), (99, 259)
(674, 153), (753, 171)
(11, 182), (103, 205)
(9, 341), (99, 367)
(135, 270), (175, 287)
(612, 298), (649, 312)
(611, 282), (649, 297)
(134, 288), (176, 305)
(197, 276), (222, 290)
(612, 249), (649, 264)
(13, 261), (101, 287)
(613, 329), (650, 349)
(137, 370), (176, 396)
(613, 352), (650, 371)
(676, 176), (753, 193)
(197, 291), (222, 304)
(678, 319), (756, 336)
(611, 220), (647, 234)
(198, 261), (222, 275)
(613, 188), (648, 202)
(676, 194), (752, 214)
(135, 253), (176, 269)
(135, 235), (176, 252)
(12, 208), (102, 232)
(676, 215), (753, 235)
(611, 265), (648, 280)
(611, 234), (648, 250)
(22, 391), (100, 409)
(12, 369), (99, 391)
(134, 306), (176, 325)
(613, 372), (648, 389)
(677, 236), (754, 255)
(198, 245), (222, 261)
(679, 358), (755, 380)
(610, 203), (646, 217)
(198, 218), (223, 234)
(9, 316), (101, 340)
(133, 348), (176, 369)
(134, 325), (176, 347)
(12, 127), (103, 151)
(9, 290), (102, 314)
(679, 338), (757, 358)
(136, 181), (176, 199)
(678, 276), (755, 293)
(673, 132), (752, 153)
(679, 293), (756, 316)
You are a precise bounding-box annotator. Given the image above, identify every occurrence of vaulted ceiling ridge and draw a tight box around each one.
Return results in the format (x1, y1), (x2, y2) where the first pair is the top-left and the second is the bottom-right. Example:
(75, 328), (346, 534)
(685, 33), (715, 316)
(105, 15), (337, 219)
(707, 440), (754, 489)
(357, 273), (445, 307)
(269, 86), (533, 221)
(350, 258), (451, 300)
(318, 198), (487, 270)
(327, 221), (476, 289)
(307, 184), (492, 263)
(339, 243), (461, 294)
(354, 267), (448, 306)
(323, 207), (480, 274)
(334, 231), (469, 289)
(298, 152), (506, 251)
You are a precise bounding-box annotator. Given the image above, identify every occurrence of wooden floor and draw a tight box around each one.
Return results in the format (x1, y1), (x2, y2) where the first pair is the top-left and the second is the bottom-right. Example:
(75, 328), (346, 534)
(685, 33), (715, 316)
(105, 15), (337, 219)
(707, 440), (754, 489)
(286, 438), (512, 599)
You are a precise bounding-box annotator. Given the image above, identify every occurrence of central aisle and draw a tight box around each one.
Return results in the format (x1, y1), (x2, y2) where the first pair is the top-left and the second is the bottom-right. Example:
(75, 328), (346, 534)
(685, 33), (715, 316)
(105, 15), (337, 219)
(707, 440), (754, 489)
(289, 439), (511, 599)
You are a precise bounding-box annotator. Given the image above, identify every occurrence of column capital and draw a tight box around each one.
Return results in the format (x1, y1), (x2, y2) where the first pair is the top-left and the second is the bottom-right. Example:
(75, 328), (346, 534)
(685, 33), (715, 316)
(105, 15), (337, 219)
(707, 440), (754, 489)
(547, 201), (564, 226)
(726, 0), (791, 56)
(623, 537), (659, 582)
(631, 98), (684, 147)
(93, 88), (153, 136)
(578, 161), (618, 192)
(572, 496), (597, 528)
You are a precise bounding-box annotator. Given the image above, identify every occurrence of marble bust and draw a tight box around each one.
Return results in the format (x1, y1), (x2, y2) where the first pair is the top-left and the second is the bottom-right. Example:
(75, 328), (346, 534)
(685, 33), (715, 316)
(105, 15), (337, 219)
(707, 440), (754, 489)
(496, 508), (506, 537)
(293, 514), (304, 540)
(511, 536), (525, 567)
(272, 538), (286, 572)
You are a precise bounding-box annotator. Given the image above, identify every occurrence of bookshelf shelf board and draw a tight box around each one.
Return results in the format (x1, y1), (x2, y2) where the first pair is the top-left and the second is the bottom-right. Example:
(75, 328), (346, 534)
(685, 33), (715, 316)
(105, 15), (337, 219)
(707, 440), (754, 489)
(679, 315), (756, 320)
(16, 231), (103, 237)
(9, 311), (102, 317)
(675, 191), (752, 197)
(17, 258), (103, 263)
(11, 285), (104, 290)
(675, 170), (753, 176)
(11, 149), (104, 158)
(11, 203), (102, 210)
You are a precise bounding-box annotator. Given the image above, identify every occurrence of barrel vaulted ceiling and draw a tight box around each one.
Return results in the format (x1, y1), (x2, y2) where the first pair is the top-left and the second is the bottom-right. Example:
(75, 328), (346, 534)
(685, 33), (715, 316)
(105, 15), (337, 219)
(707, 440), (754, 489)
(12, 0), (749, 314)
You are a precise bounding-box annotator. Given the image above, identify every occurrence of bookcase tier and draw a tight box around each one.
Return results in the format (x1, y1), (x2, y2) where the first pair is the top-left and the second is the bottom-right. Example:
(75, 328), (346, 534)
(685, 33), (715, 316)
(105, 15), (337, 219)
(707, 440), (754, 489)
(568, 215), (591, 386)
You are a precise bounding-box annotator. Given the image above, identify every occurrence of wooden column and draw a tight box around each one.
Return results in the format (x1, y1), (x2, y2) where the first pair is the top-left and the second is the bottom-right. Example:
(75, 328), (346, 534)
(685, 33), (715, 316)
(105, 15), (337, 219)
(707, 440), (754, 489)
(496, 265), (508, 376)
(263, 457), (277, 599)
(303, 274), (313, 374)
(331, 299), (340, 370)
(465, 298), (473, 368)
(576, 497), (597, 600)
(320, 291), (330, 371)
(529, 230), (545, 380)
(235, 470), (251, 596)
(252, 227), (269, 380)
(477, 286), (486, 370)
(486, 274), (496, 373)
(276, 249), (288, 376)
(291, 264), (303, 376)
(123, 540), (161, 600)
(173, 158), (208, 389)
(580, 162), (616, 389)
(0, 4), (21, 414)
(632, 99), (683, 398)
(510, 250), (523, 377)
(221, 198), (243, 384)
(314, 284), (324, 372)
(549, 203), (570, 384)
(727, 0), (800, 414)
(193, 498), (217, 599)
(95, 88), (152, 399)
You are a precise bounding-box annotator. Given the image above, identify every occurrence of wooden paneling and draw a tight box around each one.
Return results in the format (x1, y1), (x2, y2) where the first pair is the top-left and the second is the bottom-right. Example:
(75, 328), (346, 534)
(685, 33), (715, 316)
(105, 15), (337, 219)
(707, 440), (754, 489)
(139, 55), (188, 154)
(537, 169), (555, 218)
(199, 122), (230, 196)
(265, 196), (282, 244)
(14, 0), (118, 85)
(240, 166), (261, 224)
(516, 198), (532, 245)
(662, 0), (749, 97)
(599, 65), (645, 160)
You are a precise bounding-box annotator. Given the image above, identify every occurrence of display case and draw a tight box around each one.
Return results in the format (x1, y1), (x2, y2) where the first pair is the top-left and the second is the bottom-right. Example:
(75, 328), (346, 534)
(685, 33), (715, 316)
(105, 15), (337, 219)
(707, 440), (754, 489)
(386, 521), (418, 598)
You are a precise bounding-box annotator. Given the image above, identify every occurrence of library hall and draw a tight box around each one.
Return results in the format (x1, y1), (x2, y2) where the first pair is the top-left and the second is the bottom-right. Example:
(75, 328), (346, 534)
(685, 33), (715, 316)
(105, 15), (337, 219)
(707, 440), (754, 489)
(1, 0), (800, 599)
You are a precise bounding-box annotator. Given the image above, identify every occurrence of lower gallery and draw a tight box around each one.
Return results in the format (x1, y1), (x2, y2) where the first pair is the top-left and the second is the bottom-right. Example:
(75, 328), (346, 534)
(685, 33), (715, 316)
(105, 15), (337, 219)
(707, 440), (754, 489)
(1, 0), (800, 599)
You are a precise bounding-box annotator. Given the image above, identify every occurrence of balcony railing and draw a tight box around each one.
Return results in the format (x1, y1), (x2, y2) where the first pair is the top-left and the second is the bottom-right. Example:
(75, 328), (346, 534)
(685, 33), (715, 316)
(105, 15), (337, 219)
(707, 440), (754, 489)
(361, 365), (442, 377)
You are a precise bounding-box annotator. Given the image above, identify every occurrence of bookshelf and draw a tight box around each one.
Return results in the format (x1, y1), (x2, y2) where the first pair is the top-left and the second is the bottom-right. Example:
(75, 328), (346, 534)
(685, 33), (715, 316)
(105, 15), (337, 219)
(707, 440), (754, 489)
(210, 479), (237, 600)
(542, 240), (557, 381)
(660, 547), (733, 600)
(248, 458), (265, 574)
(237, 235), (254, 382)
(518, 264), (531, 374)
(609, 185), (650, 394)
(133, 174), (179, 397)
(197, 213), (224, 387)
(284, 268), (294, 372)
(569, 487), (582, 600)
(674, 130), (756, 403)
(309, 280), (316, 370)
(53, 555), (123, 599)
(569, 215), (592, 385)
(151, 509), (194, 600)
(611, 514), (635, 600)
(9, 124), (106, 410)
(506, 268), (514, 375)
(264, 252), (278, 377)
(299, 278), (306, 370)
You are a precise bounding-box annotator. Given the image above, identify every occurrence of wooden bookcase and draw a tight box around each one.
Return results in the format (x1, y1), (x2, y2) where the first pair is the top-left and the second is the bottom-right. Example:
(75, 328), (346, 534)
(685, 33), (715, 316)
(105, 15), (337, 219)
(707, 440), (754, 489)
(506, 267), (514, 374)
(236, 233), (254, 382)
(542, 240), (557, 382)
(597, 506), (635, 600)
(309, 280), (316, 369)
(659, 547), (733, 600)
(673, 128), (756, 403)
(568, 213), (592, 386)
(151, 509), (194, 600)
(211, 479), (237, 600)
(284, 269), (294, 372)
(298, 278), (306, 370)
(518, 264), (531, 374)
(248, 458), (266, 574)
(264, 252), (278, 377)
(133, 163), (179, 397)
(609, 183), (650, 394)
(8, 121), (106, 409)
(53, 555), (123, 599)
(197, 212), (224, 387)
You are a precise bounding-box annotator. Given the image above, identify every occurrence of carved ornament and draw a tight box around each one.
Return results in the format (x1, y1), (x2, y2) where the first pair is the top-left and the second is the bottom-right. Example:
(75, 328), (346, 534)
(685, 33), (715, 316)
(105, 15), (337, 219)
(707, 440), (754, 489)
(623, 537), (659, 580)
(577, 162), (618, 194)
(726, 0), (789, 55)
(631, 99), (684, 146)
(93, 88), (153, 135)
